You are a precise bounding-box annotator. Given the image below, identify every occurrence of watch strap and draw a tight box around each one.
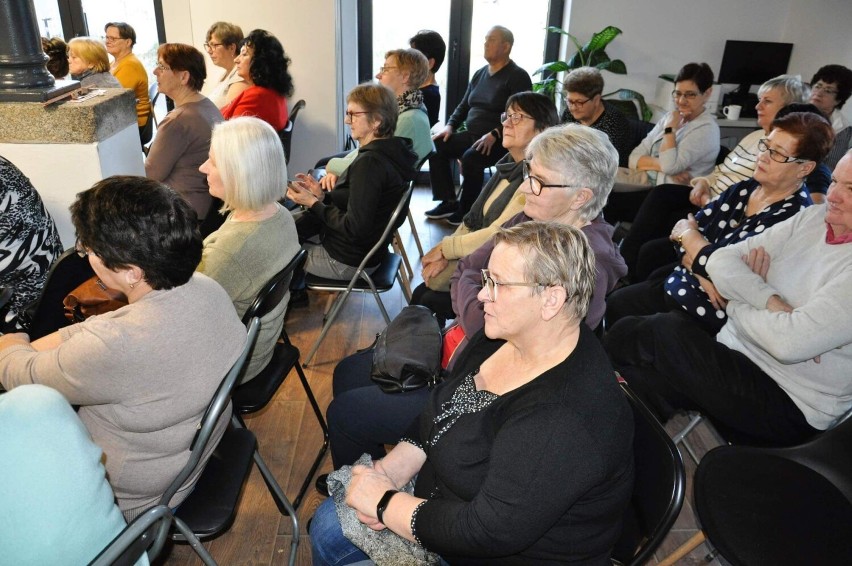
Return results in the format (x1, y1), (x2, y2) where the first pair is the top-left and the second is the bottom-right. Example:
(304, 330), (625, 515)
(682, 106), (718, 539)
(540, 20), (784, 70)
(376, 489), (399, 524)
(664, 127), (674, 134)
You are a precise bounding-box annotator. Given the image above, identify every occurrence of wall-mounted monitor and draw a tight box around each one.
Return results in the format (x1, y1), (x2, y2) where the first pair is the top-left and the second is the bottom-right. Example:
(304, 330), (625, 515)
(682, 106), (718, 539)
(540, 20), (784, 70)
(718, 40), (794, 94)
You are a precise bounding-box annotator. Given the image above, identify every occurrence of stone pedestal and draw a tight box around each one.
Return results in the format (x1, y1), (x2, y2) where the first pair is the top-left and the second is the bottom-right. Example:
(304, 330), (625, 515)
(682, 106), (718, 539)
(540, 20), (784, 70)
(0, 88), (146, 248)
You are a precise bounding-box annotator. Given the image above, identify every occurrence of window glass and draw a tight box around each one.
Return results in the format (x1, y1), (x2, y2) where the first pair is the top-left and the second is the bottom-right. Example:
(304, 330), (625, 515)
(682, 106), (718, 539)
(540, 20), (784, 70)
(81, 0), (160, 71)
(470, 0), (550, 81)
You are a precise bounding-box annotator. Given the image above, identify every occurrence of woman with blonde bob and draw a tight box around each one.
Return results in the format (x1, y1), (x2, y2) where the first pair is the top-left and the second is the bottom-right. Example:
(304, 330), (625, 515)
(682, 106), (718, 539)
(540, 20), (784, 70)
(198, 116), (300, 382)
(67, 38), (121, 88)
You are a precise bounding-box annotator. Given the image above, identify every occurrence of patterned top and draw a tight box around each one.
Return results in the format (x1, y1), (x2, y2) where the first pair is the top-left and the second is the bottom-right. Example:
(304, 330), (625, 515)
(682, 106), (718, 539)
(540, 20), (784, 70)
(0, 157), (63, 331)
(665, 178), (812, 330)
(562, 101), (632, 167)
(425, 369), (497, 446)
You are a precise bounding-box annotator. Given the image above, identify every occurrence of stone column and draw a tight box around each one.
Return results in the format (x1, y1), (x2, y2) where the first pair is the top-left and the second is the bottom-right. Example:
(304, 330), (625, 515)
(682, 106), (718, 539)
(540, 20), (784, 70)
(0, 0), (78, 101)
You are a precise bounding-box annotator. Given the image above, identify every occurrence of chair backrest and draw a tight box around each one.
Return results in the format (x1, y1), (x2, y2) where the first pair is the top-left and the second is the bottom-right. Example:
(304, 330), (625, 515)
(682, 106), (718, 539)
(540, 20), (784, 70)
(241, 248), (307, 325)
(88, 505), (172, 566)
(377, 182), (415, 254)
(148, 82), (159, 107)
(415, 151), (435, 173)
(158, 317), (260, 506)
(612, 381), (686, 566)
(278, 99), (306, 163)
(21, 248), (95, 340)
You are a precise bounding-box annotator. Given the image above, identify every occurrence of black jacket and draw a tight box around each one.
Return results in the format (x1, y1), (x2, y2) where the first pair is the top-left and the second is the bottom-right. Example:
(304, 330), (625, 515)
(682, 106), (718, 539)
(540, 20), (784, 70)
(309, 137), (417, 268)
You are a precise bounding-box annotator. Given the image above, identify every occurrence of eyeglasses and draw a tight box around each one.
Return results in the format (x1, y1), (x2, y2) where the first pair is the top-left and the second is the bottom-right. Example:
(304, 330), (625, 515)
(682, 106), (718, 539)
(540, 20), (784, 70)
(566, 97), (591, 108)
(378, 65), (397, 74)
(522, 161), (581, 196)
(155, 62), (171, 72)
(757, 139), (806, 164)
(344, 110), (369, 122)
(671, 90), (701, 100)
(75, 239), (90, 258)
(204, 42), (223, 50)
(501, 111), (532, 125)
(103, 35), (124, 43)
(812, 82), (839, 96)
(481, 269), (543, 302)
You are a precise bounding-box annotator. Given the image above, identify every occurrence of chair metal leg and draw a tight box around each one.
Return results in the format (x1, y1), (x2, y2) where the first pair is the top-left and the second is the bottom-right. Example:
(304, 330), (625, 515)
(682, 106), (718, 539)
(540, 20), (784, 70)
(171, 516), (219, 566)
(252, 450), (300, 566)
(407, 210), (424, 257)
(291, 363), (330, 509)
(393, 230), (414, 279)
(672, 413), (704, 465)
(304, 289), (352, 366)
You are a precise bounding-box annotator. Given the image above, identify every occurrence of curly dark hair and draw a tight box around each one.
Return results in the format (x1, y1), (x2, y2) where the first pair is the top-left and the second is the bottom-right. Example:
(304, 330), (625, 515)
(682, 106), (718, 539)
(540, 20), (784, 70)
(810, 64), (852, 110)
(245, 29), (294, 97)
(71, 176), (202, 290)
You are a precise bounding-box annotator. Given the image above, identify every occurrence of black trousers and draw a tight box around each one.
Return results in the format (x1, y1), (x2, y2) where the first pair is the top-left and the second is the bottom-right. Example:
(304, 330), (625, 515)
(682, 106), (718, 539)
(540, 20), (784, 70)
(410, 283), (455, 328)
(429, 131), (507, 213)
(604, 311), (819, 446)
(327, 350), (432, 468)
(619, 183), (697, 282)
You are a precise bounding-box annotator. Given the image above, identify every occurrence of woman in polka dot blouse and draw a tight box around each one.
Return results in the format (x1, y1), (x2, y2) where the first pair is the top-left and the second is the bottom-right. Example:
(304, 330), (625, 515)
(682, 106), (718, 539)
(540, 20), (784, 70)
(605, 111), (835, 333)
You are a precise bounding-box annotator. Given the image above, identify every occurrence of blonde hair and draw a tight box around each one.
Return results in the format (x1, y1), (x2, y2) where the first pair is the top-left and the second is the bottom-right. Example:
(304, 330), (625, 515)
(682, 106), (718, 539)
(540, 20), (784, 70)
(68, 37), (110, 73)
(493, 221), (596, 323)
(210, 117), (287, 212)
(384, 48), (429, 91)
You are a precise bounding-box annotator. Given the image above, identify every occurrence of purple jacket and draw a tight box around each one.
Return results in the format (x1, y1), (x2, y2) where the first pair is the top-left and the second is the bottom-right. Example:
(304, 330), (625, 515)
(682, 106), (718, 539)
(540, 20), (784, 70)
(450, 213), (626, 339)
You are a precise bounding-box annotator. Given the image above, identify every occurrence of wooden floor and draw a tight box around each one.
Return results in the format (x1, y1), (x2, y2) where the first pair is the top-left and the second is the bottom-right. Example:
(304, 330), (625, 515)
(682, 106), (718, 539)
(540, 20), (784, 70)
(156, 185), (726, 566)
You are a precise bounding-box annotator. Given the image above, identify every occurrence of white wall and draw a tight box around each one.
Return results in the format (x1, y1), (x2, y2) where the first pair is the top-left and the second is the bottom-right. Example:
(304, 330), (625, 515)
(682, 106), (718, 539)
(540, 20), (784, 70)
(161, 0), (353, 175)
(563, 0), (852, 123)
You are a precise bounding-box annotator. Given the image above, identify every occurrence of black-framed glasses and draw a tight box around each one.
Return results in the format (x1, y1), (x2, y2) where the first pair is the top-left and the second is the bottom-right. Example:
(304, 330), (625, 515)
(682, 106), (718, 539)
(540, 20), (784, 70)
(566, 97), (591, 108)
(344, 110), (369, 122)
(75, 239), (90, 258)
(757, 139), (806, 164)
(481, 269), (542, 302)
(203, 41), (223, 50)
(522, 161), (582, 196)
(501, 111), (532, 125)
(671, 90), (701, 100)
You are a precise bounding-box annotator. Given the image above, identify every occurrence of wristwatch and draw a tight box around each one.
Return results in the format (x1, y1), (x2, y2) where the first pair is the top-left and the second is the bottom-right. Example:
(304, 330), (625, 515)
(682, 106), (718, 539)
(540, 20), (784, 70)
(491, 128), (501, 139)
(664, 127), (674, 134)
(376, 489), (399, 524)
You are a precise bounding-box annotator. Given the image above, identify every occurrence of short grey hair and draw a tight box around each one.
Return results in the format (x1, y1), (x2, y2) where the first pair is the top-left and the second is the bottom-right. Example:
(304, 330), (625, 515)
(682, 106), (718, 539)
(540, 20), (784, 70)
(385, 48), (429, 91)
(564, 67), (605, 99)
(525, 123), (618, 222)
(209, 116), (287, 212)
(758, 74), (808, 106)
(493, 221), (596, 323)
(491, 26), (514, 46)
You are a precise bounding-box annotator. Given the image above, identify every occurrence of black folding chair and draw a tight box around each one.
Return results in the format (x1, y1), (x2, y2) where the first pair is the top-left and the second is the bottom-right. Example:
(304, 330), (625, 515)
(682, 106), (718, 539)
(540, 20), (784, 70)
(88, 505), (173, 566)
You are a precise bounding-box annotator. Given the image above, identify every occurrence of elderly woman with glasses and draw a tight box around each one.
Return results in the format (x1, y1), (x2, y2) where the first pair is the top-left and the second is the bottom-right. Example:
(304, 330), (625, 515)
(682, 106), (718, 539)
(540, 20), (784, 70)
(809, 64), (852, 169)
(287, 83), (417, 283)
(561, 66), (631, 166)
(104, 22), (152, 144)
(221, 29), (293, 131)
(203, 21), (248, 109)
(311, 221), (634, 566)
(145, 43), (223, 221)
(605, 62), (720, 224)
(317, 124), (625, 496)
(605, 112), (835, 334)
(0, 176), (246, 520)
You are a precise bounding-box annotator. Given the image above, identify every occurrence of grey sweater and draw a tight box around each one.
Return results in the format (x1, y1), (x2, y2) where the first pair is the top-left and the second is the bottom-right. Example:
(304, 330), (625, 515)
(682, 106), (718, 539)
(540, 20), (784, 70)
(0, 273), (246, 517)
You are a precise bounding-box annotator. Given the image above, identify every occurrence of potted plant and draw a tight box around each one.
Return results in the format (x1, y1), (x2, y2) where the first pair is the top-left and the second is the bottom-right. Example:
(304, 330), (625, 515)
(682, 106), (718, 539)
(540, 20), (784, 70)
(533, 25), (652, 121)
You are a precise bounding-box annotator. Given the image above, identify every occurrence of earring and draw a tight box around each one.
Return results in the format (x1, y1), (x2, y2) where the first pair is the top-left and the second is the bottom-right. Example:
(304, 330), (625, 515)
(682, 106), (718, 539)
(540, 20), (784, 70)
(129, 282), (135, 289)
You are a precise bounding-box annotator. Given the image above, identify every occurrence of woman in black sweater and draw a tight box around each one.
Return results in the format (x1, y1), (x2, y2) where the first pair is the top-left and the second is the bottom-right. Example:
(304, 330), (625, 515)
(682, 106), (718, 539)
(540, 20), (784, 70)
(311, 221), (634, 565)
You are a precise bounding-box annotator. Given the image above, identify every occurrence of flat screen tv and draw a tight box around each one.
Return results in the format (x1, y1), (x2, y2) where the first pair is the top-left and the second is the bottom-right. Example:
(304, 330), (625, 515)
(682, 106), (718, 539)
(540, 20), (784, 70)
(718, 40), (794, 94)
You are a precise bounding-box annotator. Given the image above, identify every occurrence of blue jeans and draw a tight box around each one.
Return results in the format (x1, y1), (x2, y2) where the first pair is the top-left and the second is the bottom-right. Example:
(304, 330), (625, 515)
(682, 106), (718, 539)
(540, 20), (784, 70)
(310, 498), (370, 566)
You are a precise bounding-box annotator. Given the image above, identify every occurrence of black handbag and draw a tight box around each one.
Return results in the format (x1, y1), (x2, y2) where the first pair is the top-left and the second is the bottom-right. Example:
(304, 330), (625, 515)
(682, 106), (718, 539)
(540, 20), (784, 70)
(370, 305), (443, 393)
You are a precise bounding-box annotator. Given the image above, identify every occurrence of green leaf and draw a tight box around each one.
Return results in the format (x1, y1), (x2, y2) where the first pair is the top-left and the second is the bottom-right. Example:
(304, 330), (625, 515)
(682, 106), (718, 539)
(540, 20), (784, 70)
(584, 26), (622, 53)
(533, 61), (572, 76)
(601, 59), (627, 74)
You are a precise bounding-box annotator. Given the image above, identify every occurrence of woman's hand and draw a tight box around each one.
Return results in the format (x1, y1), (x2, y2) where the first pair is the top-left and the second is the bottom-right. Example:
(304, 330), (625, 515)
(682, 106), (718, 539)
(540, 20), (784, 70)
(286, 179), (320, 207)
(421, 244), (444, 268)
(743, 246), (771, 281)
(670, 170), (693, 185)
(319, 173), (338, 192)
(472, 131), (497, 156)
(422, 257), (450, 284)
(346, 464), (397, 529)
(665, 110), (684, 131)
(690, 179), (712, 207)
(670, 213), (700, 243)
(294, 172), (324, 198)
(696, 274), (727, 311)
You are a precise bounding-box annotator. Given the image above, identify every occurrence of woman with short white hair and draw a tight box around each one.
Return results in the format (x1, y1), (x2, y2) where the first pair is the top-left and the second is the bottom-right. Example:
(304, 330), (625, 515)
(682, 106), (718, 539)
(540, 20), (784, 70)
(198, 116), (301, 382)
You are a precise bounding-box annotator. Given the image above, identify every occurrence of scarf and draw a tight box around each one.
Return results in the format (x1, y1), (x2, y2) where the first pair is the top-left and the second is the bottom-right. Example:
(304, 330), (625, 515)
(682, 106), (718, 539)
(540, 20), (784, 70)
(397, 89), (424, 114)
(825, 222), (852, 245)
(463, 155), (525, 230)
